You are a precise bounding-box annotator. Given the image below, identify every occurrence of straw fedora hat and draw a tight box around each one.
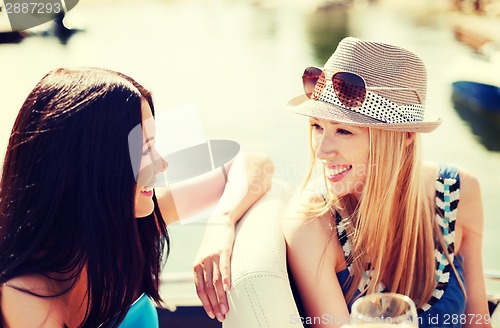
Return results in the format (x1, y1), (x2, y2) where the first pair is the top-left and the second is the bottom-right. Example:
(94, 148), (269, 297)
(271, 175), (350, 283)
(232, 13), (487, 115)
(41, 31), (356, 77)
(287, 37), (441, 133)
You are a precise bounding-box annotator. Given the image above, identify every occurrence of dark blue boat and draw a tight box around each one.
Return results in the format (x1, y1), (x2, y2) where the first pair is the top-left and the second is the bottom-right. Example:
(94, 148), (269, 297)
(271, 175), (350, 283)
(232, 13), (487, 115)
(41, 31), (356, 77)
(451, 80), (500, 151)
(452, 81), (500, 113)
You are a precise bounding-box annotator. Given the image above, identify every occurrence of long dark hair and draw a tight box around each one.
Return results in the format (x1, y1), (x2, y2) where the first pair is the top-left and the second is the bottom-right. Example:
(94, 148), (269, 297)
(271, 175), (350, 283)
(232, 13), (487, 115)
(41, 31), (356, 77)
(0, 67), (169, 327)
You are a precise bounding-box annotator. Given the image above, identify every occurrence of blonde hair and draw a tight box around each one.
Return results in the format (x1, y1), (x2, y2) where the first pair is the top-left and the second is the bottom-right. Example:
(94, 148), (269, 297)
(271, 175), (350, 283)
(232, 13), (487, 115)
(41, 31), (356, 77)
(300, 125), (465, 308)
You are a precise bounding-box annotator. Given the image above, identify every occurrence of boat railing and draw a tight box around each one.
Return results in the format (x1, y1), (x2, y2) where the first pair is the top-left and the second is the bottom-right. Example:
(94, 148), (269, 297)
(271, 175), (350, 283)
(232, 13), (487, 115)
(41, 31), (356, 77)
(162, 269), (500, 284)
(162, 272), (194, 284)
(485, 269), (500, 281)
(161, 269), (500, 305)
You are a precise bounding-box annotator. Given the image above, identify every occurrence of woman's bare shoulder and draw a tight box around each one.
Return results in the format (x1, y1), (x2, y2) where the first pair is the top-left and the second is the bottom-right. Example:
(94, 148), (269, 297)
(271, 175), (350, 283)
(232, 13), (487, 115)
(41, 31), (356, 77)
(455, 167), (483, 236)
(422, 161), (439, 181)
(282, 189), (335, 248)
(1, 275), (67, 327)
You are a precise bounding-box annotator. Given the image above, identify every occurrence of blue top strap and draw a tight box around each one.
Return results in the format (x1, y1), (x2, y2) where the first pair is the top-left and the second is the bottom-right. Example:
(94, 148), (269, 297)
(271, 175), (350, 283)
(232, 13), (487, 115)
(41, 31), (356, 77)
(438, 164), (460, 182)
(118, 293), (159, 327)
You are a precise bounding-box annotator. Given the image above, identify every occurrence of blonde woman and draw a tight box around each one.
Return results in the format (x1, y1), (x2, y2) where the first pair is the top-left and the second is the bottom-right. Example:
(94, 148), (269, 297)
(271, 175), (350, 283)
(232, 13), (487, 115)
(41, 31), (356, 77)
(283, 37), (491, 328)
(194, 37), (491, 328)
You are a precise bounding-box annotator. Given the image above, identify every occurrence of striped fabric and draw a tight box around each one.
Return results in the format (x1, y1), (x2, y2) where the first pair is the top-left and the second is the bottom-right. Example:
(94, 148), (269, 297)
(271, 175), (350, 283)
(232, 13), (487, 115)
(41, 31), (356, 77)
(421, 165), (460, 311)
(334, 165), (460, 312)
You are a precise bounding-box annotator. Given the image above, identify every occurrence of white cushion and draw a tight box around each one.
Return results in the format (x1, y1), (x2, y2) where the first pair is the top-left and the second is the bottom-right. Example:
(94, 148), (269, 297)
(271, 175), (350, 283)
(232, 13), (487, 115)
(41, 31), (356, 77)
(223, 179), (303, 328)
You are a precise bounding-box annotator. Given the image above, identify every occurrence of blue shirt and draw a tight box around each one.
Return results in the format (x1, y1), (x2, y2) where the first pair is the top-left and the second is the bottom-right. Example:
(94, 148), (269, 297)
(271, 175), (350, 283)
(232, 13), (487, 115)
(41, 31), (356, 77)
(118, 293), (159, 327)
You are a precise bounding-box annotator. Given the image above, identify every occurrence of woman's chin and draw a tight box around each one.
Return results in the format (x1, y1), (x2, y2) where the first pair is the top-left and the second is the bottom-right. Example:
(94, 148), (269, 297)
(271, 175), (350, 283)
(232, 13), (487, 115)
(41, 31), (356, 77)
(326, 182), (349, 198)
(135, 203), (154, 218)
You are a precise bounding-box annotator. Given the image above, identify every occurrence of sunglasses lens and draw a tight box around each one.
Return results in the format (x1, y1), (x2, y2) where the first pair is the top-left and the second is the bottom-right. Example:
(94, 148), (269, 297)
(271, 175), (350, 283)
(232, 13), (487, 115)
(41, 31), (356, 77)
(332, 72), (366, 108)
(302, 67), (325, 100)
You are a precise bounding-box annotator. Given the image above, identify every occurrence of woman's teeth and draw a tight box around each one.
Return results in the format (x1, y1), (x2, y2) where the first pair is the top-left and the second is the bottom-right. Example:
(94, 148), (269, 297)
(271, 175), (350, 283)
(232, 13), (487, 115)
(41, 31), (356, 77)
(327, 165), (351, 176)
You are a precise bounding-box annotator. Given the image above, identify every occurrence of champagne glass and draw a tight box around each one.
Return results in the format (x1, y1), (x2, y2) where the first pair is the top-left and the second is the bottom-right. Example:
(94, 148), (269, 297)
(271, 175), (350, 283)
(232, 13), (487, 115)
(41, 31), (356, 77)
(350, 293), (419, 327)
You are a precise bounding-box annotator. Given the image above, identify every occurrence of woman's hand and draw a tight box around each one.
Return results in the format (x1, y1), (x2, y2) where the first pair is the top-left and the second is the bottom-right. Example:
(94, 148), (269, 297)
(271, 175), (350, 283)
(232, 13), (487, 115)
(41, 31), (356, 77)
(193, 213), (235, 322)
(192, 152), (274, 322)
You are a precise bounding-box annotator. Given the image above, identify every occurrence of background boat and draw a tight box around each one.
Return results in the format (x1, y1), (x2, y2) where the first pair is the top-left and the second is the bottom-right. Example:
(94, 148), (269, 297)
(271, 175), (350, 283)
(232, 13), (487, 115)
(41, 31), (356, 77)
(452, 81), (500, 113)
(451, 80), (500, 151)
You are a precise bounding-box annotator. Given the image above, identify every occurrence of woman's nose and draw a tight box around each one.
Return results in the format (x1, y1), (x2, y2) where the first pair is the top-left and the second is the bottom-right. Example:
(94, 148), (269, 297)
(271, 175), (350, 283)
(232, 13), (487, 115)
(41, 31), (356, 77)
(315, 135), (338, 161)
(159, 157), (168, 173)
(152, 148), (168, 173)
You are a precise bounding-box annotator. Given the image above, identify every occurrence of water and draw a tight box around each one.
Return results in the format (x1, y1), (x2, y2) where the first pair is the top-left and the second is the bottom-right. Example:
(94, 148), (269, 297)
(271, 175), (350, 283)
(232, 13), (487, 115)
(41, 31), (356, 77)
(1, 0), (499, 303)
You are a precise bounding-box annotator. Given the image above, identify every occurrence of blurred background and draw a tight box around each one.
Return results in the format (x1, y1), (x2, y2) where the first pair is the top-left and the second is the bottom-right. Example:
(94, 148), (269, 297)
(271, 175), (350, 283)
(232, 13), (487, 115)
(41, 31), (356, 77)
(1, 0), (500, 318)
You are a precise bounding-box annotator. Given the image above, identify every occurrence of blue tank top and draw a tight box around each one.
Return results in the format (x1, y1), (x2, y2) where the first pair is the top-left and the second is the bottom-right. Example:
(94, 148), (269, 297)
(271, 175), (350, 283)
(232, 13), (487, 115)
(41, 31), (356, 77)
(288, 165), (466, 328)
(118, 293), (159, 327)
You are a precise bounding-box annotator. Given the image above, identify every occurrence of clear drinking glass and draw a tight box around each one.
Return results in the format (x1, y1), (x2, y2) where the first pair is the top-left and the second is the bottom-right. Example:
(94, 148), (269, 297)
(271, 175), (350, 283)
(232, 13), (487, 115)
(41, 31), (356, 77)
(350, 293), (419, 327)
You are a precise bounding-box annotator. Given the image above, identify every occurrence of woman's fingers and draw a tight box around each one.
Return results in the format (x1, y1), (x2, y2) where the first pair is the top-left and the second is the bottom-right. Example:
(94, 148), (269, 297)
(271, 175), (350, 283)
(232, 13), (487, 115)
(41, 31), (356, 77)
(213, 258), (229, 318)
(193, 221), (235, 322)
(219, 249), (232, 292)
(194, 256), (229, 322)
(212, 259), (229, 317)
(194, 263), (215, 319)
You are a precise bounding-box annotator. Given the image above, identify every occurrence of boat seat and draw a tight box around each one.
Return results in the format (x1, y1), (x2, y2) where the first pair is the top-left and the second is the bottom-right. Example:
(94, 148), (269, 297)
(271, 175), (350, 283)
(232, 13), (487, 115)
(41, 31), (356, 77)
(223, 179), (303, 328)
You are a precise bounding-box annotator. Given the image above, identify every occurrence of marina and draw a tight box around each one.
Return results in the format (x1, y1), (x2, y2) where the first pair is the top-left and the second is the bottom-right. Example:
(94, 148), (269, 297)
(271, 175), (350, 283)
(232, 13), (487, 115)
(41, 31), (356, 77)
(1, 0), (500, 326)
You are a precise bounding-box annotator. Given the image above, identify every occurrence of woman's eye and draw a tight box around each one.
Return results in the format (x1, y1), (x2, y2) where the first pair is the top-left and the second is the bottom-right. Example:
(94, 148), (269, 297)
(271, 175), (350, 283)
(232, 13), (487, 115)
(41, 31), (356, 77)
(311, 123), (323, 131)
(142, 146), (152, 156)
(336, 128), (352, 135)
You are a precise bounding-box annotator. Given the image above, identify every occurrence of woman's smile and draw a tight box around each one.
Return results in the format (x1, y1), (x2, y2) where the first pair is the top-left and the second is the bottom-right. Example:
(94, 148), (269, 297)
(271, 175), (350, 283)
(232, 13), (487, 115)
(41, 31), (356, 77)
(140, 187), (154, 197)
(325, 164), (352, 183)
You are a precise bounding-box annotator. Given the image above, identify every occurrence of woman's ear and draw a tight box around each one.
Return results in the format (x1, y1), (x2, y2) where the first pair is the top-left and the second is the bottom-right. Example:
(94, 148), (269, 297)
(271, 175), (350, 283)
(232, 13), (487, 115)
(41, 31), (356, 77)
(405, 132), (415, 147)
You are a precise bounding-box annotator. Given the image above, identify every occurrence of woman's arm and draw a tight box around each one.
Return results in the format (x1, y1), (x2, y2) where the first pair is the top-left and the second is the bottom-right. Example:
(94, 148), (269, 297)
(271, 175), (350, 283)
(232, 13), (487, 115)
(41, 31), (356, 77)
(189, 152), (274, 322)
(455, 169), (492, 328)
(156, 152), (273, 225)
(282, 191), (350, 328)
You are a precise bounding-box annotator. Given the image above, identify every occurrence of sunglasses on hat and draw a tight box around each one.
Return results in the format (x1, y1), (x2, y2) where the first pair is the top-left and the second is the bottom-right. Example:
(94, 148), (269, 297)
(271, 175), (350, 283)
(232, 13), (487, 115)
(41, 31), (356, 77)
(302, 67), (423, 108)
